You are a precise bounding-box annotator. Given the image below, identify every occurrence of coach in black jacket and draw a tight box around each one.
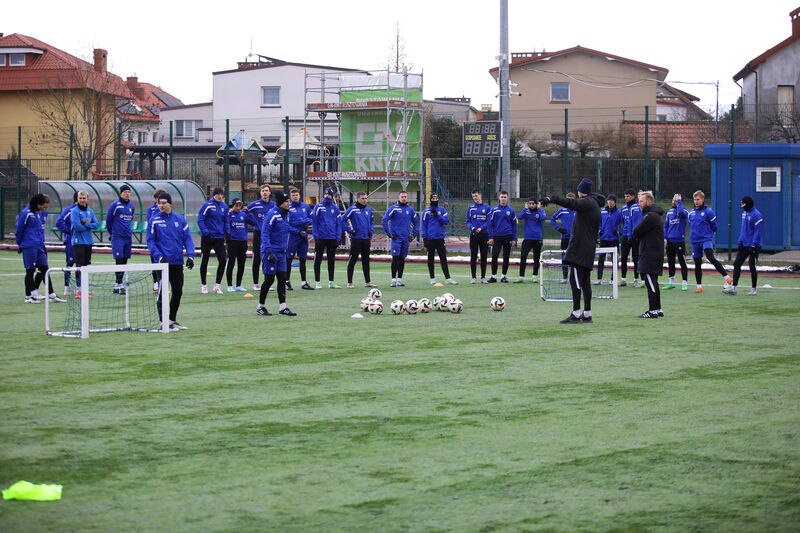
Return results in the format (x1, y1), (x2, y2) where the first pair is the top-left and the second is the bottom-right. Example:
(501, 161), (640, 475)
(633, 190), (665, 318)
(542, 178), (605, 324)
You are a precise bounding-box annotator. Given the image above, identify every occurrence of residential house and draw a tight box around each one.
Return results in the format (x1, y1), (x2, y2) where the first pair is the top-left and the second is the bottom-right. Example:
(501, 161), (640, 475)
(425, 97), (479, 124)
(656, 84), (711, 122)
(0, 33), (131, 179)
(117, 76), (183, 151)
(733, 7), (800, 142)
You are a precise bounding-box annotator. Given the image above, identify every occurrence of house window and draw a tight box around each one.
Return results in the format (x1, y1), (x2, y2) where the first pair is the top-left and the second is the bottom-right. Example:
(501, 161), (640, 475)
(152, 132), (157, 142)
(550, 82), (570, 102)
(175, 120), (203, 139)
(0, 54), (5, 66)
(128, 131), (134, 142)
(756, 166), (781, 192)
(657, 114), (667, 122)
(777, 85), (795, 127)
(261, 86), (280, 107)
(9, 53), (25, 66)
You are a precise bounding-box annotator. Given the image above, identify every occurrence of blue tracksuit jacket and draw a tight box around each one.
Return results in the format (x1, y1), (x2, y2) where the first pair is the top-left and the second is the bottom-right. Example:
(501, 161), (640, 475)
(420, 206), (449, 240)
(381, 203), (419, 240)
(688, 205), (718, 244)
(551, 207), (574, 238)
(287, 200), (312, 236)
(261, 208), (290, 254)
(599, 206), (623, 241)
(466, 202), (491, 234)
(198, 198), (229, 238)
(106, 199), (135, 239)
(311, 198), (342, 240)
(519, 207), (546, 240)
(343, 204), (374, 240)
(489, 204), (517, 240)
(246, 199), (277, 231)
(622, 201), (642, 238)
(147, 211), (195, 265)
(70, 205), (99, 245)
(663, 199), (689, 243)
(56, 204), (76, 244)
(15, 207), (46, 250)
(227, 210), (250, 242)
(739, 207), (763, 247)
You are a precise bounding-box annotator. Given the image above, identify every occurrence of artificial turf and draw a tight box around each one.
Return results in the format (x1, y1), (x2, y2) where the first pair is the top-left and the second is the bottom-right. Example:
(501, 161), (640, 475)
(0, 250), (798, 531)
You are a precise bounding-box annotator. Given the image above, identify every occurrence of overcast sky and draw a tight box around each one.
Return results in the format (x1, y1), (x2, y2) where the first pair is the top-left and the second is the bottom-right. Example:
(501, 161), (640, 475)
(6, 0), (798, 115)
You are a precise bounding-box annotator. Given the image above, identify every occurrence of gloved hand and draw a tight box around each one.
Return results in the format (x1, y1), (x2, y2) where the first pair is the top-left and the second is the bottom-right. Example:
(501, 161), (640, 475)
(186, 257), (194, 269)
(17, 248), (22, 254)
(422, 239), (429, 249)
(368, 232), (373, 238)
(159, 257), (168, 263)
(558, 228), (567, 235)
(267, 252), (276, 264)
(613, 230), (619, 237)
(225, 233), (230, 244)
(389, 234), (397, 240)
(540, 197), (550, 207)
(755, 245), (762, 254)
(431, 208), (439, 216)
(299, 230), (307, 238)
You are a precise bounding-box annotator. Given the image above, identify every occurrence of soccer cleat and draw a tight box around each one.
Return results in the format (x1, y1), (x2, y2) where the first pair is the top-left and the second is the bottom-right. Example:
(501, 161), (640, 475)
(531, 275), (538, 283)
(619, 280), (627, 287)
(364, 282), (377, 288)
(213, 286), (223, 294)
(49, 294), (66, 303)
(24, 296), (42, 304)
(663, 283), (676, 290)
(256, 306), (272, 316)
(633, 279), (640, 288)
(236, 286), (247, 292)
(722, 286), (737, 295)
(446, 279), (458, 285)
(724, 275), (733, 286)
(227, 286), (236, 292)
(655, 310), (665, 317)
(430, 279), (438, 285)
(253, 284), (261, 291)
(513, 277), (525, 283)
(581, 314), (593, 323)
(75, 290), (92, 299)
(346, 283), (355, 289)
(390, 281), (397, 287)
(169, 321), (188, 330)
(558, 279), (568, 284)
(481, 278), (489, 284)
(315, 282), (322, 289)
(488, 277), (497, 283)
(201, 285), (208, 294)
(592, 280), (602, 285)
(278, 307), (297, 316)
(396, 281), (405, 287)
(639, 311), (660, 318)
(695, 287), (703, 293)
(559, 314), (583, 324)
(112, 287), (120, 294)
(64, 287), (71, 297)
(500, 277), (509, 283)
(301, 282), (314, 290)
(748, 288), (757, 296)
(285, 281), (293, 291)
(328, 282), (341, 289)
(681, 283), (688, 291)
(471, 278), (477, 284)
(119, 287), (127, 295)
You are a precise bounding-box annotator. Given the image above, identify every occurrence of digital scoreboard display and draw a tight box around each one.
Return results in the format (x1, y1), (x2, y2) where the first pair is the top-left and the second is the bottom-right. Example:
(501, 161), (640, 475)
(462, 121), (501, 157)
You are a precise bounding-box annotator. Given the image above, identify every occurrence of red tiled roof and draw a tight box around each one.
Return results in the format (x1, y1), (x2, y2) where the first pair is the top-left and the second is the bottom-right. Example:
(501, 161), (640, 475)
(0, 33), (131, 97)
(733, 27), (800, 80)
(621, 121), (751, 157)
(489, 45), (668, 75)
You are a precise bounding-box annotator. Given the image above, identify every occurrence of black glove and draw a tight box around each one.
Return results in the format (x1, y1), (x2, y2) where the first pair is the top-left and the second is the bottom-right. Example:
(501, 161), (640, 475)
(17, 248), (22, 254)
(388, 233), (397, 240)
(299, 230), (307, 238)
(159, 257), (168, 263)
(540, 197), (550, 207)
(755, 245), (761, 254)
(432, 209), (439, 217)
(558, 228), (567, 235)
(267, 252), (276, 264)
(186, 257), (194, 269)
(225, 233), (230, 244)
(368, 232), (373, 238)
(422, 239), (429, 249)
(613, 230), (619, 237)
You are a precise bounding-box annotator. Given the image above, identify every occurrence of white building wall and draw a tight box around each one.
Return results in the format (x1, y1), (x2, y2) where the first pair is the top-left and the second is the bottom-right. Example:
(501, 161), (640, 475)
(156, 104), (214, 142)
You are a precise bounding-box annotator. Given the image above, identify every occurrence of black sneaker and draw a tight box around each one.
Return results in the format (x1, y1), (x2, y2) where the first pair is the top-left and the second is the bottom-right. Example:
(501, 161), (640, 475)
(256, 306), (272, 316)
(655, 310), (664, 317)
(285, 281), (293, 291)
(169, 321), (188, 330)
(500, 277), (509, 283)
(488, 277), (498, 283)
(560, 314), (583, 324)
(118, 287), (126, 295)
(301, 282), (314, 290)
(581, 314), (593, 323)
(639, 311), (659, 318)
(279, 308), (297, 316)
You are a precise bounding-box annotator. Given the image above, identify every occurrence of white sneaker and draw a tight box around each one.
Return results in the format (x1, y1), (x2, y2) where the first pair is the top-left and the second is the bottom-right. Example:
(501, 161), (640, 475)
(315, 281), (322, 289)
(49, 294), (66, 303)
(446, 278), (458, 285)
(430, 279), (438, 285)
(748, 288), (757, 296)
(169, 321), (188, 331)
(633, 279), (640, 288)
(471, 278), (477, 284)
(213, 286), (223, 294)
(481, 278), (489, 284)
(253, 284), (260, 291)
(24, 296), (42, 304)
(201, 285), (208, 294)
(235, 286), (247, 292)
(227, 286), (236, 292)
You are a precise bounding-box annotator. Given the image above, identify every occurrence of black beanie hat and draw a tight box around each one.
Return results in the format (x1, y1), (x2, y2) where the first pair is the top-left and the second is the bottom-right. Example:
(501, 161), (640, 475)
(741, 195), (754, 210)
(119, 184), (131, 193)
(273, 191), (289, 206)
(577, 178), (593, 195)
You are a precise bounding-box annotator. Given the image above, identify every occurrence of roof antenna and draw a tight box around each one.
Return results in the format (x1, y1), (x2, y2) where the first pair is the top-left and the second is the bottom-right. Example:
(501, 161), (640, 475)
(247, 38), (254, 59)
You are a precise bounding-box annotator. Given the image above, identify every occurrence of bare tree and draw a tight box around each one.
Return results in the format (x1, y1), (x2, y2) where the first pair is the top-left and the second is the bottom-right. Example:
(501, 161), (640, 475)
(761, 107), (800, 143)
(25, 58), (131, 179)
(387, 21), (414, 72)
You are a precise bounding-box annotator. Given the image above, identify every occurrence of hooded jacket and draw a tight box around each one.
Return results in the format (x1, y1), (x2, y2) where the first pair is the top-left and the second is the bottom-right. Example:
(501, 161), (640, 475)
(343, 203), (374, 240)
(420, 205), (450, 240)
(146, 210), (195, 265)
(198, 198), (229, 238)
(15, 207), (46, 250)
(549, 193), (605, 269)
(311, 197), (343, 240)
(663, 199), (689, 243)
(687, 204), (718, 244)
(738, 206), (763, 248)
(633, 203), (665, 276)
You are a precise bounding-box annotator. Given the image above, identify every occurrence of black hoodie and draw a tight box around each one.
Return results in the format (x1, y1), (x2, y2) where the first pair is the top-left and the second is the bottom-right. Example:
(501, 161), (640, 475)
(633, 203), (665, 276)
(549, 192), (606, 269)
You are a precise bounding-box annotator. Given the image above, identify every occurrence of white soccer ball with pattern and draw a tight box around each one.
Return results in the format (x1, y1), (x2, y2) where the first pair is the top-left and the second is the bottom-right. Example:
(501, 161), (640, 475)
(368, 288), (382, 300)
(448, 298), (463, 313)
(368, 300), (383, 314)
(432, 296), (444, 311)
(390, 300), (405, 315)
(360, 297), (373, 311)
(405, 299), (420, 314)
(441, 293), (456, 305)
(418, 297), (432, 313)
(490, 296), (505, 311)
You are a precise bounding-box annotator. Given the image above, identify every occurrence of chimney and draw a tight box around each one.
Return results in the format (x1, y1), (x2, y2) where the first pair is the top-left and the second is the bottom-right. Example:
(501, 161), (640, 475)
(792, 7), (800, 37)
(93, 49), (107, 73)
(126, 76), (138, 91)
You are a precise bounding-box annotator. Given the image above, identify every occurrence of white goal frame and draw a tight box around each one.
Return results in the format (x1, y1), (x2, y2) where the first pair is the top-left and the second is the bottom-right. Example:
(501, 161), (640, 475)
(539, 246), (619, 301)
(45, 263), (170, 338)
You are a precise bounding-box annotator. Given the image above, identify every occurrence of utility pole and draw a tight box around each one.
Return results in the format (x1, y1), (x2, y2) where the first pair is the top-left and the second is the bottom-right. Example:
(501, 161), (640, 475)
(498, 0), (510, 193)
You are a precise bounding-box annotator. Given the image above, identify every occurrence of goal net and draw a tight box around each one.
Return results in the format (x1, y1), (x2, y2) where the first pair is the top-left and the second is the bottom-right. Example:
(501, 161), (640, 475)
(540, 246), (619, 301)
(45, 263), (170, 338)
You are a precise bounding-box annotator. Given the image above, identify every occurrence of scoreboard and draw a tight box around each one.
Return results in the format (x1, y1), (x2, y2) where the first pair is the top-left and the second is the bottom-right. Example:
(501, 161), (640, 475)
(462, 121), (501, 157)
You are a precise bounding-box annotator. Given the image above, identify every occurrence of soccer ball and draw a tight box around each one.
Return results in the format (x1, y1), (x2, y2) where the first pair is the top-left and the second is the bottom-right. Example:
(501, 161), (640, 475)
(418, 297), (432, 313)
(405, 299), (420, 314)
(490, 296), (505, 311)
(432, 296), (444, 311)
(441, 293), (456, 305)
(448, 298), (463, 313)
(360, 297), (373, 311)
(368, 288), (382, 300)
(368, 300), (383, 314)
(390, 300), (405, 314)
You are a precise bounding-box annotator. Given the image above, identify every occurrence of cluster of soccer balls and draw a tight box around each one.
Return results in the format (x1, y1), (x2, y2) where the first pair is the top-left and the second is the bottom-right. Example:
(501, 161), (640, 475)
(359, 289), (506, 315)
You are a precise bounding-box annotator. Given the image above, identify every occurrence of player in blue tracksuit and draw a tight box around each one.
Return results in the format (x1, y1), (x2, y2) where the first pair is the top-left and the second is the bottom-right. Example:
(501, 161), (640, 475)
(258, 191), (296, 316)
(246, 184), (276, 289)
(16, 194), (62, 303)
(466, 188), (491, 283)
(343, 191), (376, 288)
(687, 190), (730, 293)
(146, 188), (167, 293)
(285, 187), (313, 290)
(488, 190), (517, 282)
(225, 198), (252, 292)
(516, 197), (546, 282)
(725, 195), (763, 296)
(620, 189), (643, 286)
(551, 193), (575, 281)
(381, 190), (419, 287)
(311, 187), (344, 288)
(595, 194), (624, 284)
(421, 193), (456, 285)
(197, 187), (229, 293)
(146, 192), (195, 330)
(663, 193), (690, 290)
(70, 190), (99, 295)
(106, 184), (136, 294)
(55, 192), (78, 295)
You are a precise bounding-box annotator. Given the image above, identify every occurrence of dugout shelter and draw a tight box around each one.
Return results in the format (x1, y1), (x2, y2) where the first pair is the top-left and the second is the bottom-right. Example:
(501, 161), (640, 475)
(38, 179), (206, 246)
(704, 143), (800, 251)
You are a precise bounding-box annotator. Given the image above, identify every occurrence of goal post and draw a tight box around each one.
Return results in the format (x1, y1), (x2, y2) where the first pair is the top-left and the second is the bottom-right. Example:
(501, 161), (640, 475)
(540, 246), (619, 301)
(45, 263), (170, 338)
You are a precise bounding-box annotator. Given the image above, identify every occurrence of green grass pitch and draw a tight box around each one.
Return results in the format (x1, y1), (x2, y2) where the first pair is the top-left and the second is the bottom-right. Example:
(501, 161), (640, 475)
(1, 250), (799, 531)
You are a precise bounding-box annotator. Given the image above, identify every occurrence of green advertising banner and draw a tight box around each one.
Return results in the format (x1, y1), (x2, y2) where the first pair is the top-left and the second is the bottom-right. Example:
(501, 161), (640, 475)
(339, 89), (422, 173)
